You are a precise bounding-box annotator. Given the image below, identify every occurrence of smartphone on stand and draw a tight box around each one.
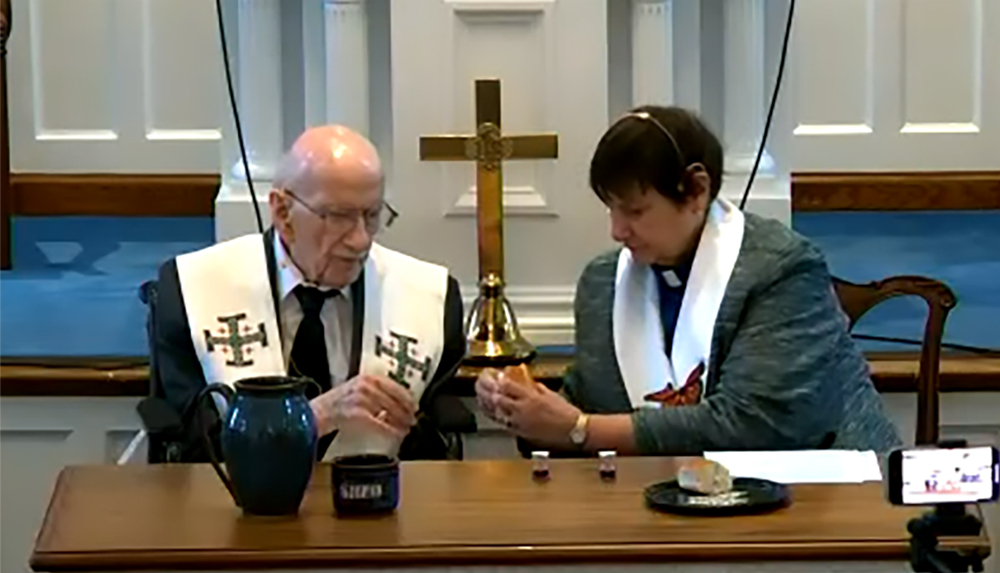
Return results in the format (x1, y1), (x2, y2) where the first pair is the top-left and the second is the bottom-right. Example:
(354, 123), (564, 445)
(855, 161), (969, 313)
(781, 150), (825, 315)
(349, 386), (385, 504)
(887, 445), (999, 506)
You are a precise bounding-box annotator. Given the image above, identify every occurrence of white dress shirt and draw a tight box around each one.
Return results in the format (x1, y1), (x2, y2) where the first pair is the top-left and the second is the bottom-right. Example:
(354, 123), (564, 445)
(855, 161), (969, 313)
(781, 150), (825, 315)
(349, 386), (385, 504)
(274, 233), (353, 387)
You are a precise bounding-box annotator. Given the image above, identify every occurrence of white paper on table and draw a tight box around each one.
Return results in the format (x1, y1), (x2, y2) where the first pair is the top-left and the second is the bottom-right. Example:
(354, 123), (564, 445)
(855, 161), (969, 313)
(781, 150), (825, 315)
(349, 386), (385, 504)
(703, 450), (884, 484)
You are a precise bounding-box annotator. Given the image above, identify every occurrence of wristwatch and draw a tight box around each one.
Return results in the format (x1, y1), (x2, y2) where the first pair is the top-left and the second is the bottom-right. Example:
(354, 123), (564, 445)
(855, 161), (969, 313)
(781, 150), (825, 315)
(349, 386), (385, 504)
(569, 413), (590, 446)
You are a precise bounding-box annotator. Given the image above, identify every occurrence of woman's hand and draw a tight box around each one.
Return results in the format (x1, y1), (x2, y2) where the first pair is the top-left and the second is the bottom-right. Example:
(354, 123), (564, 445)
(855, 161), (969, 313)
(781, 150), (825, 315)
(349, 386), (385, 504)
(492, 367), (583, 448)
(474, 367), (504, 422)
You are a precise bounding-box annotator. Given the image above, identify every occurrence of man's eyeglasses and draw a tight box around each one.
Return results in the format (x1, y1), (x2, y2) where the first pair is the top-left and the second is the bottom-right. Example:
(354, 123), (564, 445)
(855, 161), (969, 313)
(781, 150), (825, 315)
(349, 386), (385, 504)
(282, 189), (398, 236)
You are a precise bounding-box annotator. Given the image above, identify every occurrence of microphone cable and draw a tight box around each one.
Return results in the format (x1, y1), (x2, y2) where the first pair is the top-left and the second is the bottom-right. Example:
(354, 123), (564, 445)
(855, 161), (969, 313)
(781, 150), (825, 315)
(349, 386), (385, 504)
(215, 0), (264, 234)
(740, 0), (795, 211)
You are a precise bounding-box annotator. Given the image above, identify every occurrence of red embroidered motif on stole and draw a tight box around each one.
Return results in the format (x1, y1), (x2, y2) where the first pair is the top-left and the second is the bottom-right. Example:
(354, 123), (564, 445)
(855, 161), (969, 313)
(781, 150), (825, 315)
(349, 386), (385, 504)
(643, 361), (705, 406)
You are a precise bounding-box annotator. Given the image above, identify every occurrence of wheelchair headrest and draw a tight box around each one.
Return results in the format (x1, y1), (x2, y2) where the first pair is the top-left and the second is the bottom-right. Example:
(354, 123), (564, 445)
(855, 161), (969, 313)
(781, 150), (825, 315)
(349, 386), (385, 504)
(138, 280), (158, 306)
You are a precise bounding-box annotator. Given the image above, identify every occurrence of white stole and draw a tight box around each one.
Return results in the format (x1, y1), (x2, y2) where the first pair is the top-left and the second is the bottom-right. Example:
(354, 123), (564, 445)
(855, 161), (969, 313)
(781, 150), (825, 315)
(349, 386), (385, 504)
(612, 198), (745, 409)
(326, 243), (448, 460)
(175, 236), (448, 460)
(175, 234), (285, 384)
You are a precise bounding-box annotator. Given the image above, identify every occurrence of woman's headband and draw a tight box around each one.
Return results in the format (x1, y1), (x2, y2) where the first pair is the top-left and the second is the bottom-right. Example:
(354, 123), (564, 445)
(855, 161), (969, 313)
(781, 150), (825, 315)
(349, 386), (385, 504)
(621, 111), (687, 167)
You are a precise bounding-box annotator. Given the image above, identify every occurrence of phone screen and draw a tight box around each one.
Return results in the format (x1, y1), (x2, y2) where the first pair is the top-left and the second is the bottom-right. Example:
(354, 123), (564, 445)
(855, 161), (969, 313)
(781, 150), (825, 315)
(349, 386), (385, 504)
(900, 446), (999, 505)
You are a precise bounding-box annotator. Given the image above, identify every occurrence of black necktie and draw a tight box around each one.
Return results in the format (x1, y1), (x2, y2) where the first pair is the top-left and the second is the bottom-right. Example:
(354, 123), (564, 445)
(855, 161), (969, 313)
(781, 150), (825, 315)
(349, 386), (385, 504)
(289, 285), (339, 400)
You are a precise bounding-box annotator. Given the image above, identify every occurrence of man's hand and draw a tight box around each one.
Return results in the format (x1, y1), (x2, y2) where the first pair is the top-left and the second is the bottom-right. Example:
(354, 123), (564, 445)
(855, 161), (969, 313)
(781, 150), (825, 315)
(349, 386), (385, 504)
(310, 374), (417, 439)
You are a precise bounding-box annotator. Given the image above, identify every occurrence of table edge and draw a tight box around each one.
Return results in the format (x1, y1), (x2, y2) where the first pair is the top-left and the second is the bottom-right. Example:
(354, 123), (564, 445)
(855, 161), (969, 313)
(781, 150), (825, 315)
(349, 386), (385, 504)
(31, 539), (978, 572)
(28, 468), (992, 572)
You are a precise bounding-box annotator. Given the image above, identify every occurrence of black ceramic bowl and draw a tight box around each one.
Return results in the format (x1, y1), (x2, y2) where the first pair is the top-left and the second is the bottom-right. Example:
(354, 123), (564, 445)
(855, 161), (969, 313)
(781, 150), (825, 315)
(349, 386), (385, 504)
(331, 454), (400, 515)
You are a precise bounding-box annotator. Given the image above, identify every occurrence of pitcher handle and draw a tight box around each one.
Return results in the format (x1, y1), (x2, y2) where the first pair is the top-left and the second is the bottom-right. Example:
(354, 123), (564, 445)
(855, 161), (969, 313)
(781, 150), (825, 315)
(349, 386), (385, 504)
(304, 378), (323, 399)
(196, 383), (239, 506)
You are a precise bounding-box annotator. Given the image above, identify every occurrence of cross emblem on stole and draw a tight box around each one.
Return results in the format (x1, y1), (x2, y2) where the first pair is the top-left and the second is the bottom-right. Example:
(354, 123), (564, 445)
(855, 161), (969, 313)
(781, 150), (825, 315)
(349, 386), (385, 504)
(375, 331), (431, 389)
(418, 78), (558, 364)
(204, 313), (269, 367)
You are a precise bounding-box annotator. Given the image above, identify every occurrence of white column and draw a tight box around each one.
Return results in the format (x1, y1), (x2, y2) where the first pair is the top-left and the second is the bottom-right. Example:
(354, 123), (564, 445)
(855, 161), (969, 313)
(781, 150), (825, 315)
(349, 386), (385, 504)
(632, 0), (673, 107)
(233, 0), (283, 182)
(324, 0), (369, 135)
(671, 0), (702, 112)
(303, 0), (328, 128)
(721, 0), (788, 223)
(723, 0), (770, 174)
(217, 0), (283, 241)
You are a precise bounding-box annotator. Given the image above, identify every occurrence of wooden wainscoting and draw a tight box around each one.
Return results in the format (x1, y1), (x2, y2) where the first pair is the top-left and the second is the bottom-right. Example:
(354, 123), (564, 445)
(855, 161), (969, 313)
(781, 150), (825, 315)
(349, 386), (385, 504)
(792, 171), (1000, 211)
(8, 173), (220, 217)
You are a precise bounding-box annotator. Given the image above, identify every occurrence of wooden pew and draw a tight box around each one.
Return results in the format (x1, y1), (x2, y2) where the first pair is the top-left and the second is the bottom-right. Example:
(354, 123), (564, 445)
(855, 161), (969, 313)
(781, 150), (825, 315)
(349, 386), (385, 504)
(3, 352), (999, 397)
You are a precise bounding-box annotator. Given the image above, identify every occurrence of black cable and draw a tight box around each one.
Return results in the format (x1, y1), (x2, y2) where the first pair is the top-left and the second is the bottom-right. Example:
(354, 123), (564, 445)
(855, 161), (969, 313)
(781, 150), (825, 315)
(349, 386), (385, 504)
(740, 0), (795, 211)
(851, 333), (1000, 356)
(214, 0), (264, 234)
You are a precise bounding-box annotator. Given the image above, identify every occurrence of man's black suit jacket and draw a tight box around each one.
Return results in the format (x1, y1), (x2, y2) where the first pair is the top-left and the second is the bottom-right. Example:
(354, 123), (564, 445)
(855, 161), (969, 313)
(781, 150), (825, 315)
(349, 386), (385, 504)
(152, 229), (468, 461)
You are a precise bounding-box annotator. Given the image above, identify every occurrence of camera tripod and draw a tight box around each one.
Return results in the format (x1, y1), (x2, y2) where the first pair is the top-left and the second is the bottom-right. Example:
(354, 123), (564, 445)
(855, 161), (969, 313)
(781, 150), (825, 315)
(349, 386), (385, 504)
(908, 502), (986, 573)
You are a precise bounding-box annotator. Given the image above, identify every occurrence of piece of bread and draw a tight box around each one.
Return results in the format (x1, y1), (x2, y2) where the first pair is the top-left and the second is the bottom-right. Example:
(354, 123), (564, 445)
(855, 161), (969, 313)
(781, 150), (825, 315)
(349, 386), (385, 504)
(502, 363), (535, 389)
(677, 458), (733, 495)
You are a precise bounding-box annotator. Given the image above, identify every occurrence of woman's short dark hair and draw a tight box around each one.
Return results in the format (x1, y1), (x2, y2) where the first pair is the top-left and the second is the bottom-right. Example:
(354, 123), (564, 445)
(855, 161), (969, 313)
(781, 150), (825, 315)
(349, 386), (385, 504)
(589, 105), (723, 204)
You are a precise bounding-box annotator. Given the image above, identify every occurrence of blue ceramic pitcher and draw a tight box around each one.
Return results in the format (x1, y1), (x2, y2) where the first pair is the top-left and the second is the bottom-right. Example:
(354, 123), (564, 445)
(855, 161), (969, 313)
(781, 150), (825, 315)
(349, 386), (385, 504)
(197, 376), (318, 515)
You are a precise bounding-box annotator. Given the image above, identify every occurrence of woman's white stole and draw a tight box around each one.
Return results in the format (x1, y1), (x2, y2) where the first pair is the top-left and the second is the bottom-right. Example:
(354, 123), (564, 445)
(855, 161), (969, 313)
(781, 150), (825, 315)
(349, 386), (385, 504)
(612, 198), (745, 409)
(174, 236), (447, 460)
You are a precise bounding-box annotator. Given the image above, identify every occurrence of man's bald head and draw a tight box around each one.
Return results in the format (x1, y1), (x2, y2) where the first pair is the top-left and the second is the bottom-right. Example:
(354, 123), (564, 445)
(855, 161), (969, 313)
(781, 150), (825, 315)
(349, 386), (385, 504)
(269, 125), (386, 289)
(273, 125), (383, 200)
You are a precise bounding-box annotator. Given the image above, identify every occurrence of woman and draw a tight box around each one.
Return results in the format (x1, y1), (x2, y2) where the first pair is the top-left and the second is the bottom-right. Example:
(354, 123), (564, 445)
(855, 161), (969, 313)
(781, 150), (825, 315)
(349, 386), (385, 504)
(475, 105), (902, 455)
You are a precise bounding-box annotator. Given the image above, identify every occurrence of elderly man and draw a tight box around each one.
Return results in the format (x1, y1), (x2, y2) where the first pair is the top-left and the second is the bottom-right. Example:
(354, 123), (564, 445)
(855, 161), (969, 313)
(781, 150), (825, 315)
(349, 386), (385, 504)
(153, 125), (467, 462)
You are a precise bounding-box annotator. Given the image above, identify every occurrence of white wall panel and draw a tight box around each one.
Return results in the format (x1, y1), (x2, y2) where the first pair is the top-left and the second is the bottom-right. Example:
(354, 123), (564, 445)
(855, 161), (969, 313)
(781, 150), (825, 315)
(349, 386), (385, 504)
(9, 0), (222, 172)
(0, 398), (143, 573)
(791, 0), (1000, 171)
(28, 0), (118, 139)
(901, 0), (981, 132)
(142, 0), (223, 141)
(10, 0), (1000, 178)
(792, 0), (874, 135)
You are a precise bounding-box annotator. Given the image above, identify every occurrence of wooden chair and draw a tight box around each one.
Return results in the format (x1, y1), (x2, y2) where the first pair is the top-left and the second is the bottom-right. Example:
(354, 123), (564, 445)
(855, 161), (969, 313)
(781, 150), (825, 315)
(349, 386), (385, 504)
(832, 275), (957, 445)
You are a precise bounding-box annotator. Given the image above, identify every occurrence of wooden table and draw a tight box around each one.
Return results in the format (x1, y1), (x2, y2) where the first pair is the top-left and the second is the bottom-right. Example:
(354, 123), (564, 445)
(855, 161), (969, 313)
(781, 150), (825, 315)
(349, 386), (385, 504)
(30, 458), (991, 572)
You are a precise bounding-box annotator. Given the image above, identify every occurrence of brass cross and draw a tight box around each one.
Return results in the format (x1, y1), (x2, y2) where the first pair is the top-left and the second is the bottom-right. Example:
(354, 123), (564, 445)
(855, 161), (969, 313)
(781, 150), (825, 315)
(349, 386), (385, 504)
(419, 78), (558, 281)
